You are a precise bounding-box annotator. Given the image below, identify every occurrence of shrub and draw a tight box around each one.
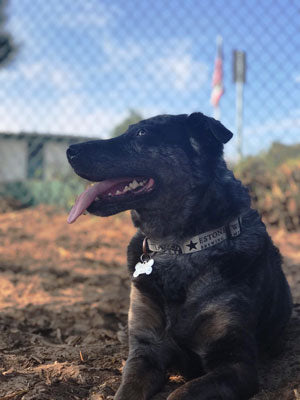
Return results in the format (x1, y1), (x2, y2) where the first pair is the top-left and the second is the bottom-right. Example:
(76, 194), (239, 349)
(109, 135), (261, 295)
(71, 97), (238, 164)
(0, 178), (86, 211)
(234, 142), (300, 231)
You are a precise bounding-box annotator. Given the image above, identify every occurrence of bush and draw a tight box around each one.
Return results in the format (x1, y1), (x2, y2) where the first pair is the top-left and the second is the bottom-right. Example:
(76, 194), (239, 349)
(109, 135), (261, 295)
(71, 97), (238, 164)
(234, 142), (300, 231)
(0, 178), (86, 211)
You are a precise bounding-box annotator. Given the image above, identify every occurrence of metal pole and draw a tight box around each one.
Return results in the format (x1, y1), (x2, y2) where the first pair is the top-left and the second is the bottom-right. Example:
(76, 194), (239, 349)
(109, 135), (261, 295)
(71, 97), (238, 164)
(213, 105), (221, 121)
(236, 81), (244, 160)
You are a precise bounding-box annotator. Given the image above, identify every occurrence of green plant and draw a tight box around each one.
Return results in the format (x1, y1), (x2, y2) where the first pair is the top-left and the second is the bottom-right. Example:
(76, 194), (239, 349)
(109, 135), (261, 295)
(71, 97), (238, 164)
(234, 143), (300, 231)
(0, 177), (86, 210)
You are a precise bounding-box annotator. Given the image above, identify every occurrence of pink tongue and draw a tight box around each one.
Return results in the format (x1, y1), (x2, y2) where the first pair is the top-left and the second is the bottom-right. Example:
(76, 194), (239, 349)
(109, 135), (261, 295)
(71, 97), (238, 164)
(67, 180), (118, 224)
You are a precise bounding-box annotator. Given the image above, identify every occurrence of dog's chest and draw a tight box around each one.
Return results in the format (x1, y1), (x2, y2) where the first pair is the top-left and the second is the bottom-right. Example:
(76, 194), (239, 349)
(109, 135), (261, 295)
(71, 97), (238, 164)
(130, 253), (210, 303)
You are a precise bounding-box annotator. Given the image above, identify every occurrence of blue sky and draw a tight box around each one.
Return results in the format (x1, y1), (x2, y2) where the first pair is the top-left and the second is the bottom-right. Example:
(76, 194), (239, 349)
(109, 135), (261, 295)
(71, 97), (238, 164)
(0, 0), (299, 159)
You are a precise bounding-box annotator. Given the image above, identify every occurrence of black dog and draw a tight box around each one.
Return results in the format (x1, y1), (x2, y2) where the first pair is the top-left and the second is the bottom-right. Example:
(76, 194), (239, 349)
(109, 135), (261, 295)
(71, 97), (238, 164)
(67, 112), (292, 400)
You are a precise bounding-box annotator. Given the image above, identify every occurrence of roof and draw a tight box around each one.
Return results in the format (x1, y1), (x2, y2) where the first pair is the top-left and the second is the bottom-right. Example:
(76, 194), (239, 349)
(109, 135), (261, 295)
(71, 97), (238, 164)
(0, 131), (98, 143)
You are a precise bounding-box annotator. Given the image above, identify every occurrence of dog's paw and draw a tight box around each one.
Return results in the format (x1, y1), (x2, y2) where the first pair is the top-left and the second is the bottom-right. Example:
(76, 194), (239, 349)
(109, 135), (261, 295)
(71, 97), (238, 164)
(114, 384), (144, 400)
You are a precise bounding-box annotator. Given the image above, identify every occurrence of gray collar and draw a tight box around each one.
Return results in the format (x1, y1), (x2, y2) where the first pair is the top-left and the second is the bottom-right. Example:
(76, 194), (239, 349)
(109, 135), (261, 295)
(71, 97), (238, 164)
(146, 217), (242, 255)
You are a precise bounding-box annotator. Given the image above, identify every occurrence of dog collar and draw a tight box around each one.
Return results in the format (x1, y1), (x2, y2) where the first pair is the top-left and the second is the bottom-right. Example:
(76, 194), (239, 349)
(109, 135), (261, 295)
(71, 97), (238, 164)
(145, 218), (242, 255)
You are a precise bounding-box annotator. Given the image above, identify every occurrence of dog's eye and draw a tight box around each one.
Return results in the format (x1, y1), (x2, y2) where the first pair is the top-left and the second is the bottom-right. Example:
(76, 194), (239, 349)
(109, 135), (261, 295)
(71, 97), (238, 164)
(136, 129), (147, 137)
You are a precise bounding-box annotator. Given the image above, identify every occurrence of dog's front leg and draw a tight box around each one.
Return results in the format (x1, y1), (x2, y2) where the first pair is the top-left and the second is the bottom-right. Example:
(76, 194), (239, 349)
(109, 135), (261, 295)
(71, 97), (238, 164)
(167, 328), (258, 400)
(115, 284), (168, 400)
(114, 352), (166, 400)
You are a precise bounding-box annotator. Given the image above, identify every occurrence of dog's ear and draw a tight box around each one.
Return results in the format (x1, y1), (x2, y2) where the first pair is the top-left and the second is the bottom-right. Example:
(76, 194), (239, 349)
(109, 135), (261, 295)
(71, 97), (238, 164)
(188, 112), (233, 144)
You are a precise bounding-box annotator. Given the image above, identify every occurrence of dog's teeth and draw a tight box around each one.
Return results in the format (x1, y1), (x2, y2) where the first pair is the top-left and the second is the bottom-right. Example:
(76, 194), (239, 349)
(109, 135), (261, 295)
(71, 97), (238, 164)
(116, 190), (121, 195)
(108, 193), (112, 196)
(123, 186), (130, 193)
(130, 180), (139, 189)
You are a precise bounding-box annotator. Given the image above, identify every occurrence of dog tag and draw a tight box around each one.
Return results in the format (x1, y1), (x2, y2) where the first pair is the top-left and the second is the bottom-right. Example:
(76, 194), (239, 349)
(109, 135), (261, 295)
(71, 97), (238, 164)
(133, 258), (154, 278)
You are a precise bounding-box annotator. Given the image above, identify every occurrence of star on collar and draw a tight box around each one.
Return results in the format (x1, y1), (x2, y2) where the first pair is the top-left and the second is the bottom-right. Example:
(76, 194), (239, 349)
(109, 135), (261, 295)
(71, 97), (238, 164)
(186, 240), (197, 251)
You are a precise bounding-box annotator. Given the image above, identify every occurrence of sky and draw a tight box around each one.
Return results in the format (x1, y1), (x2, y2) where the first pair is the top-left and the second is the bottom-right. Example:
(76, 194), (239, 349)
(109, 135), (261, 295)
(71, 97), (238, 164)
(0, 0), (299, 159)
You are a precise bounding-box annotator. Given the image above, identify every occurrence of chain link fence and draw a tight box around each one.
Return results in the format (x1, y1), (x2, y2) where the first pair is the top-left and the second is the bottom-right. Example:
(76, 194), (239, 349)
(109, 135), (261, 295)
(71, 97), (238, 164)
(0, 0), (299, 210)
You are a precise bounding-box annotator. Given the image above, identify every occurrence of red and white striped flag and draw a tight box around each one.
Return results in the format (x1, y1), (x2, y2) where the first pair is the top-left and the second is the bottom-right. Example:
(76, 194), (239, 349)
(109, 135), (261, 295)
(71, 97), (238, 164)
(210, 36), (224, 108)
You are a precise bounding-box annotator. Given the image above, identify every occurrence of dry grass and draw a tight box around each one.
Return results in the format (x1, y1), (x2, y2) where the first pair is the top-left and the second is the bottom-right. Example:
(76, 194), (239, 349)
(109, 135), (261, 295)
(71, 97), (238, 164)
(0, 205), (299, 399)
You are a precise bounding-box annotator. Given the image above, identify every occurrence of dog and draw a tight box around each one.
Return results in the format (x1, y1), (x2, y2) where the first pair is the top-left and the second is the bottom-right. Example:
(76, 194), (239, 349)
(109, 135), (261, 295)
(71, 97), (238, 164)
(67, 112), (292, 400)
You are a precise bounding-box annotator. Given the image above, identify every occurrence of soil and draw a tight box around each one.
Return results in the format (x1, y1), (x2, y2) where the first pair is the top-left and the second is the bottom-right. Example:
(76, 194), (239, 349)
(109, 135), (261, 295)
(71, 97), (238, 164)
(0, 205), (299, 400)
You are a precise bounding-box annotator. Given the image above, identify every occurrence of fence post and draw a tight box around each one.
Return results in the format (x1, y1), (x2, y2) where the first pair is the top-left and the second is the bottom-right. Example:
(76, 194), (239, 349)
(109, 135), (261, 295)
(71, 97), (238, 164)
(233, 50), (246, 161)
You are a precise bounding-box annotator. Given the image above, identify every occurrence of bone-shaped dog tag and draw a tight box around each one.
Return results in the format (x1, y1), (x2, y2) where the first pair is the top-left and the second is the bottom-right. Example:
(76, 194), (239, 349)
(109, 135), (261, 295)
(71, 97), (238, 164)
(133, 258), (154, 278)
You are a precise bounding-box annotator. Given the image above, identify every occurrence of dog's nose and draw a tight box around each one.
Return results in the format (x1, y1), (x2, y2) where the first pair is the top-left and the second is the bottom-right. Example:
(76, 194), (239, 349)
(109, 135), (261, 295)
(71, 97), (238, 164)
(67, 144), (81, 161)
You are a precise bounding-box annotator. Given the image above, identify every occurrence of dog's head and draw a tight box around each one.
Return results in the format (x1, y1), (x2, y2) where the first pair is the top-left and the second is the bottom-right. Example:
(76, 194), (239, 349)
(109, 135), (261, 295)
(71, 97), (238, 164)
(67, 112), (233, 223)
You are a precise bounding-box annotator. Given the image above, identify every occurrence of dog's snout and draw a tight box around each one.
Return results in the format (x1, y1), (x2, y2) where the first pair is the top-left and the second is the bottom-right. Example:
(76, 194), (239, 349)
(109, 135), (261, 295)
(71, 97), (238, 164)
(67, 144), (81, 161)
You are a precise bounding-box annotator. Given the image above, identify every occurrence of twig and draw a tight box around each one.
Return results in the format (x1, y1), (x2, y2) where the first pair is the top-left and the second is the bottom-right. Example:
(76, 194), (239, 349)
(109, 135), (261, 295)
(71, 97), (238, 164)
(79, 350), (84, 362)
(0, 388), (29, 400)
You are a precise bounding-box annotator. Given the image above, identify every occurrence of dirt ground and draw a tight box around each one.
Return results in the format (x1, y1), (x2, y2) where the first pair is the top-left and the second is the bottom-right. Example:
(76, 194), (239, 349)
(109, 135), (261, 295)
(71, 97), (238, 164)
(0, 205), (299, 400)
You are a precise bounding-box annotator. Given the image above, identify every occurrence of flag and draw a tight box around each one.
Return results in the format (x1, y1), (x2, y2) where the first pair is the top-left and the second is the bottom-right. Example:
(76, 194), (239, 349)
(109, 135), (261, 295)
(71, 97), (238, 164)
(210, 36), (224, 108)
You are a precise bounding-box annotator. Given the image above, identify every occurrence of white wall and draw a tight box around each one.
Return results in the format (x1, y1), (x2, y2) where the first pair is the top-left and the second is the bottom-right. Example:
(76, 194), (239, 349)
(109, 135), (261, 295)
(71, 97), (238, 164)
(0, 139), (27, 182)
(44, 141), (72, 180)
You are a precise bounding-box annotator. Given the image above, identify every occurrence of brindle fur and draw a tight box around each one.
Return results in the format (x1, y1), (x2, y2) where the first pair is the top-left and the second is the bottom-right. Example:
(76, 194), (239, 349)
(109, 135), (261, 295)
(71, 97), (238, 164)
(67, 112), (292, 400)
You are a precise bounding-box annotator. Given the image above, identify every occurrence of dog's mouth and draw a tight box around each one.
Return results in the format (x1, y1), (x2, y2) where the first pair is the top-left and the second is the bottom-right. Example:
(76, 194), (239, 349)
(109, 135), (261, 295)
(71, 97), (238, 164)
(67, 177), (155, 223)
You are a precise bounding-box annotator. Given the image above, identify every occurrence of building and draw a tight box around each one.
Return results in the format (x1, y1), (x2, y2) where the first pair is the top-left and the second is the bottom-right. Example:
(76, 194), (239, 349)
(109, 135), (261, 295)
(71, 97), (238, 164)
(0, 132), (95, 182)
